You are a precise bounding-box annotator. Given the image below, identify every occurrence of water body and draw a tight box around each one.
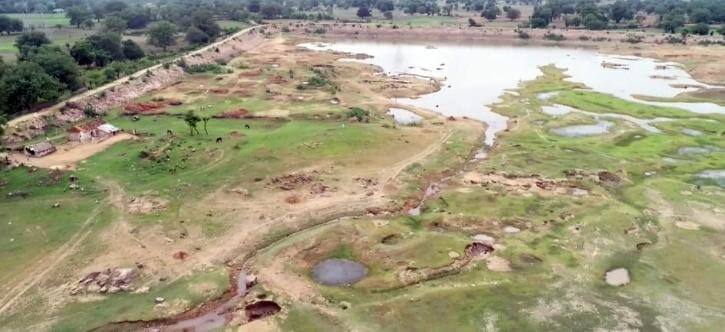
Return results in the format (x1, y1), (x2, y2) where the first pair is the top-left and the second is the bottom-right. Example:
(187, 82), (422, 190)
(541, 104), (671, 133)
(303, 41), (723, 145)
(695, 170), (725, 187)
(552, 120), (614, 137)
(388, 108), (423, 125)
(312, 259), (368, 286)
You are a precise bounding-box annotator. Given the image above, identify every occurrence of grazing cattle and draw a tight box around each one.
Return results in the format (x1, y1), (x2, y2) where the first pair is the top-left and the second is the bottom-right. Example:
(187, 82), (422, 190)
(245, 124), (251, 129)
(216, 137), (223, 144)
(166, 129), (174, 137)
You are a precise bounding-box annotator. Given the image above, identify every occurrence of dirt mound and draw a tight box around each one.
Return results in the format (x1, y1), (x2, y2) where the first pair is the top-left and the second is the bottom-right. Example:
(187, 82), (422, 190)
(123, 102), (165, 115)
(210, 88), (229, 94)
(244, 301), (281, 321)
(128, 196), (169, 214)
(214, 109), (250, 119)
(597, 171), (621, 184)
(71, 267), (137, 295)
(239, 68), (263, 77)
(270, 173), (316, 191)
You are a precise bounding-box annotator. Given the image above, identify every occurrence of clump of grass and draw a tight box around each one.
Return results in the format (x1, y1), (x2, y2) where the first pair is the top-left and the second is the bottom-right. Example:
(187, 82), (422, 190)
(184, 63), (224, 74)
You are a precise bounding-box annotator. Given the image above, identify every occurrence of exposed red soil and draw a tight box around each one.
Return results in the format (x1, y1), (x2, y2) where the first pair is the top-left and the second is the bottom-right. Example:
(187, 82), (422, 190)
(213, 109), (250, 119)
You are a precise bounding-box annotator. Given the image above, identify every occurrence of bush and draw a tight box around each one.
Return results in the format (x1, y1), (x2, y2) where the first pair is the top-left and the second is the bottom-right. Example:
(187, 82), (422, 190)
(688, 23), (710, 36)
(312, 27), (326, 34)
(122, 39), (145, 60)
(543, 33), (565, 41)
(183, 63), (223, 74)
(186, 26), (210, 45)
(517, 30), (530, 39)
(623, 34), (644, 43)
(346, 107), (369, 122)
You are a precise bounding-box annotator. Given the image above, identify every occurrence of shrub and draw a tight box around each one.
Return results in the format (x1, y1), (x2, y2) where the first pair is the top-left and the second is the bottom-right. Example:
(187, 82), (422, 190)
(183, 63), (223, 74)
(543, 33), (565, 41)
(517, 30), (530, 39)
(623, 34), (644, 43)
(346, 107), (369, 121)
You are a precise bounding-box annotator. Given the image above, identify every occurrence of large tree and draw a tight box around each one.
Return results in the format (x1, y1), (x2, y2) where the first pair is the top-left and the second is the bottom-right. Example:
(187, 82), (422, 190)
(147, 21), (177, 51)
(67, 6), (93, 28)
(0, 62), (64, 115)
(15, 31), (51, 59)
(26, 46), (83, 91)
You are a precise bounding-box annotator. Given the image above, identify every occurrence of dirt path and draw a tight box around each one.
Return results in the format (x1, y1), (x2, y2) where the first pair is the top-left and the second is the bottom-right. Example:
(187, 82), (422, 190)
(9, 133), (135, 170)
(0, 199), (109, 316)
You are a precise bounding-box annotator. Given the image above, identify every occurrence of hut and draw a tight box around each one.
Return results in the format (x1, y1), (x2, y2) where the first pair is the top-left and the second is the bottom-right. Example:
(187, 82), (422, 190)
(24, 142), (56, 157)
(68, 119), (119, 142)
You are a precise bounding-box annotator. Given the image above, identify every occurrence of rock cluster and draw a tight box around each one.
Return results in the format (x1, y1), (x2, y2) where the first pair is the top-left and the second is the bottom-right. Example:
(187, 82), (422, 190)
(71, 268), (137, 295)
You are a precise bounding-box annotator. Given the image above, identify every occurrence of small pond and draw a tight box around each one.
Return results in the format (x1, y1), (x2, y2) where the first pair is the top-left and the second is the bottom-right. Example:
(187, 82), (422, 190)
(695, 170), (725, 187)
(312, 259), (368, 286)
(388, 108), (423, 125)
(552, 120), (614, 137)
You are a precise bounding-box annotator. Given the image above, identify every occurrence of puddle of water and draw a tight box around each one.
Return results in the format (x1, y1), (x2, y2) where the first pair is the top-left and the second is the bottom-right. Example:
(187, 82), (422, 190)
(541, 104), (671, 133)
(681, 128), (704, 136)
(155, 272), (248, 331)
(302, 41), (723, 146)
(551, 120), (614, 137)
(312, 259), (368, 286)
(678, 146), (721, 155)
(538, 91), (560, 101)
(388, 108), (422, 125)
(695, 170), (725, 187)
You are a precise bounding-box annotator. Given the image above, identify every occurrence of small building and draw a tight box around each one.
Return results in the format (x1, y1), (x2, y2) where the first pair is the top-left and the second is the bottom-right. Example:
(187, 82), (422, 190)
(24, 142), (56, 157)
(68, 119), (119, 142)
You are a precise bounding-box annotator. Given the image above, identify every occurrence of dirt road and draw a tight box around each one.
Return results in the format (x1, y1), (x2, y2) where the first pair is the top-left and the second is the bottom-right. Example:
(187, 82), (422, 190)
(9, 133), (134, 170)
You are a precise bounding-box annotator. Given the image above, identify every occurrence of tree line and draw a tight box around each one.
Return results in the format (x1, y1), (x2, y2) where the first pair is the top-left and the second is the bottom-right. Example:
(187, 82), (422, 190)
(528, 0), (725, 33)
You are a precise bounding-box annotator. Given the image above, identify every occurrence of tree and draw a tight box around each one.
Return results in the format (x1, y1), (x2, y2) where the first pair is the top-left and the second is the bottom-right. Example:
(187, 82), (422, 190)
(383, 11), (393, 20)
(260, 4), (283, 19)
(690, 8), (711, 24)
(0, 62), (64, 116)
(248, 0), (261, 13)
(122, 39), (144, 60)
(70, 40), (96, 66)
(357, 7), (371, 19)
(202, 117), (210, 135)
(661, 11), (686, 33)
(689, 23), (710, 35)
(104, 1), (128, 13)
(183, 110), (201, 135)
(505, 8), (521, 21)
(482, 6), (501, 21)
(376, 0), (394, 12)
(103, 16), (127, 34)
(0, 15), (23, 34)
(609, 0), (633, 23)
(185, 26), (210, 45)
(583, 13), (608, 30)
(191, 9), (221, 38)
(87, 33), (125, 61)
(67, 6), (93, 28)
(147, 21), (177, 51)
(719, 25), (725, 36)
(15, 31), (51, 59)
(26, 46), (83, 91)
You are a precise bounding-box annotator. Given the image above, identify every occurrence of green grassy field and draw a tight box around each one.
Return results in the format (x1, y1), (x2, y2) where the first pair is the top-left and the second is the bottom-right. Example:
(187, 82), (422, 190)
(5, 13), (71, 28)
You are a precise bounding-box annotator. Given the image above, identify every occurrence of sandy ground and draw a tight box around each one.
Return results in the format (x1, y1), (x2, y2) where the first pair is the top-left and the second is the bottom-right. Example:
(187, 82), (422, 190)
(9, 133), (134, 170)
